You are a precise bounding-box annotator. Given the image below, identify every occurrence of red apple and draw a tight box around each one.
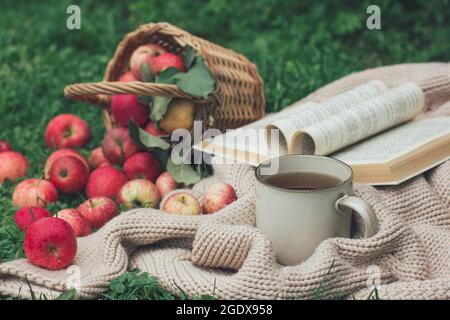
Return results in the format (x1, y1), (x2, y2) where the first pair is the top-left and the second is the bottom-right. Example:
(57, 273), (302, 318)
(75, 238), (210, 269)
(44, 148), (89, 180)
(85, 166), (128, 200)
(161, 190), (201, 215)
(45, 114), (90, 149)
(49, 156), (89, 194)
(201, 182), (237, 214)
(118, 179), (160, 209)
(0, 151), (29, 184)
(144, 122), (168, 137)
(56, 209), (91, 237)
(0, 140), (11, 152)
(123, 152), (160, 182)
(156, 171), (178, 197)
(102, 127), (138, 165)
(12, 179), (58, 208)
(24, 217), (77, 270)
(130, 44), (166, 79)
(151, 52), (186, 75)
(78, 197), (118, 229)
(111, 72), (149, 127)
(111, 95), (149, 128)
(14, 207), (51, 231)
(88, 147), (111, 169)
(117, 71), (137, 82)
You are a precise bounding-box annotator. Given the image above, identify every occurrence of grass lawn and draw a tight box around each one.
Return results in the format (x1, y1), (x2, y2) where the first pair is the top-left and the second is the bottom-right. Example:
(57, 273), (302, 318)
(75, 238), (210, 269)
(0, 0), (448, 299)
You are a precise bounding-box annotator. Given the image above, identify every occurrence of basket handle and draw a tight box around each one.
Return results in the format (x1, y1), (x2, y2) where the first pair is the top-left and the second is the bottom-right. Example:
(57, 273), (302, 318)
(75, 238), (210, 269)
(64, 81), (211, 106)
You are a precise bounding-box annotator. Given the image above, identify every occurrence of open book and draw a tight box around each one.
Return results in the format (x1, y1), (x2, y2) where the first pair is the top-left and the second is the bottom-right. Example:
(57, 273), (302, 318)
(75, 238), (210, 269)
(194, 80), (450, 185)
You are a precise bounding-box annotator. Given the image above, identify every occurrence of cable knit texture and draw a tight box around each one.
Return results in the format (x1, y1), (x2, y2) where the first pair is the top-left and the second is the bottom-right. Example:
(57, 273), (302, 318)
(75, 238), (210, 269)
(1, 63), (449, 300)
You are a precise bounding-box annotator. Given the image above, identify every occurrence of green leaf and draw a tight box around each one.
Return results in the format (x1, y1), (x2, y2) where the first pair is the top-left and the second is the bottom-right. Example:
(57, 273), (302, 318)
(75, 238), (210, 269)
(110, 282), (126, 294)
(147, 67), (183, 122)
(128, 120), (170, 150)
(166, 158), (201, 185)
(138, 95), (153, 106)
(193, 162), (213, 179)
(55, 288), (77, 300)
(150, 55), (214, 99)
(156, 67), (180, 84)
(140, 63), (154, 82)
(151, 148), (171, 171)
(172, 56), (215, 98)
(100, 269), (182, 300)
(149, 96), (172, 122)
(181, 45), (196, 69)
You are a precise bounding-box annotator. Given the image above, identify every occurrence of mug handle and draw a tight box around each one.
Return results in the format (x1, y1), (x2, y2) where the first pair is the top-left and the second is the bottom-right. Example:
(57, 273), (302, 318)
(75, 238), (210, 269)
(335, 195), (378, 237)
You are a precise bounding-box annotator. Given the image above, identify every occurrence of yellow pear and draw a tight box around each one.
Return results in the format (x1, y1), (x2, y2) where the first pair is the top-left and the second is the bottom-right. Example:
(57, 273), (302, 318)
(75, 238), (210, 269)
(159, 99), (195, 133)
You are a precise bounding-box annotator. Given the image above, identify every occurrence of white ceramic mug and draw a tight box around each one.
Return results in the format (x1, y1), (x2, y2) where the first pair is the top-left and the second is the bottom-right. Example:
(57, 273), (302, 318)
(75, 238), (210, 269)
(255, 155), (378, 266)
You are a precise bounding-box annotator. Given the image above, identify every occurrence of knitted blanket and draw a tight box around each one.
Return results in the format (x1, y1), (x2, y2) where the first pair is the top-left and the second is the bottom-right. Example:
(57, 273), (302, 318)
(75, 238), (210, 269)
(1, 63), (449, 300)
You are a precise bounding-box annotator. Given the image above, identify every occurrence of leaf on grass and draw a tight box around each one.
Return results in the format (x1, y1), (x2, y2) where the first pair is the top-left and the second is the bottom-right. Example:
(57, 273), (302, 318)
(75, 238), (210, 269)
(166, 158), (201, 185)
(110, 281), (126, 294)
(129, 120), (170, 150)
(140, 63), (154, 82)
(55, 288), (77, 300)
(150, 96), (172, 122)
(172, 56), (215, 98)
(101, 269), (179, 300)
(181, 45), (196, 69)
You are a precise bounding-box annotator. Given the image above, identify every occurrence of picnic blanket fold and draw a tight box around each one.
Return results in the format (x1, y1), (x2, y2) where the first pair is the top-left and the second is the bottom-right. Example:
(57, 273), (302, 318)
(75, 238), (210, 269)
(1, 62), (449, 300)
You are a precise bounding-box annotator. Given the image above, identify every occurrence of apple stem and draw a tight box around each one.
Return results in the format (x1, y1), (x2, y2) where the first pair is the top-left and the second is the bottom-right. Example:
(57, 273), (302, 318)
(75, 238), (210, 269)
(64, 127), (73, 138)
(36, 195), (47, 207)
(132, 200), (140, 208)
(60, 169), (68, 178)
(28, 208), (36, 221)
(120, 144), (125, 163)
(47, 245), (59, 257)
(144, 202), (153, 208)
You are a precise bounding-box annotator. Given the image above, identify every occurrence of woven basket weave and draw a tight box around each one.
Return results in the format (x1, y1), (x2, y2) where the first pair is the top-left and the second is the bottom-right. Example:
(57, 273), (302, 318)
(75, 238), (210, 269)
(64, 22), (265, 131)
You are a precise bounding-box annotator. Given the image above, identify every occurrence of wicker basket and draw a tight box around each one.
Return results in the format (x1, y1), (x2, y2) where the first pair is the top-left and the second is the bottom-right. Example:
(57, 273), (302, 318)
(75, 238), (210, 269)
(64, 22), (265, 131)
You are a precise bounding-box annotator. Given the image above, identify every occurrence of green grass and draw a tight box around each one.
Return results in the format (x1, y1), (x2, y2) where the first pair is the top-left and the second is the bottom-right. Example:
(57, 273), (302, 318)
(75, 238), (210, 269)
(0, 269), (217, 300)
(0, 0), (447, 299)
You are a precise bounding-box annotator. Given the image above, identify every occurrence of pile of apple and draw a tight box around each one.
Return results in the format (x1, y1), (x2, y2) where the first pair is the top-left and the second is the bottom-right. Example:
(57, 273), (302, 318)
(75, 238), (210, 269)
(111, 43), (198, 132)
(0, 43), (235, 271)
(1, 117), (236, 271)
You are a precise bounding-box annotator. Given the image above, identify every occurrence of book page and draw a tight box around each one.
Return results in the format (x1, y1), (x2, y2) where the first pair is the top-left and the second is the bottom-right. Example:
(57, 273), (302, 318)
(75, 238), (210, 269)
(209, 99), (320, 154)
(198, 108), (297, 166)
(210, 106), (309, 154)
(332, 117), (450, 164)
(266, 80), (388, 150)
(291, 83), (425, 155)
(194, 80), (388, 166)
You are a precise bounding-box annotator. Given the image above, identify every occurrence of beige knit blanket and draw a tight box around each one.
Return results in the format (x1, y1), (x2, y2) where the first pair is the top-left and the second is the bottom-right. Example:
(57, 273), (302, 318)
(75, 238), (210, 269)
(1, 63), (449, 300)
